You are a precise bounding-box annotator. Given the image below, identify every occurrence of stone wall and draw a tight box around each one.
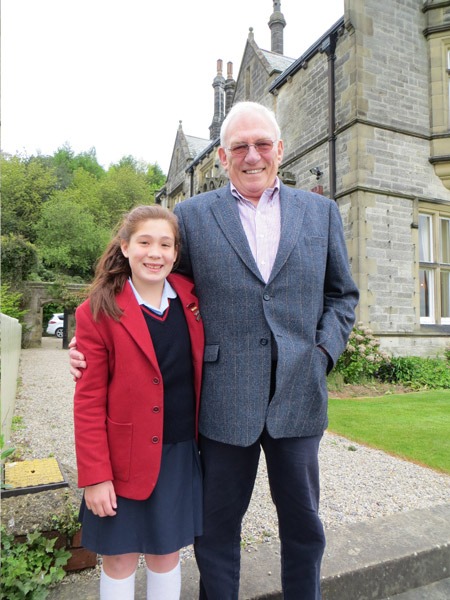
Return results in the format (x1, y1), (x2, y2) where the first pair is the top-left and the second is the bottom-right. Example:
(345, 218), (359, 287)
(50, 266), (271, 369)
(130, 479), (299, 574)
(1, 314), (22, 442)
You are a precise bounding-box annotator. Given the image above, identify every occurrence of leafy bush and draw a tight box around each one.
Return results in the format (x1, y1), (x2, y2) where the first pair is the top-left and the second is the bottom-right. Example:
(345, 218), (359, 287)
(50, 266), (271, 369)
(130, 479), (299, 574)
(335, 323), (391, 383)
(377, 356), (450, 390)
(1, 234), (38, 284)
(0, 527), (70, 599)
(0, 283), (27, 323)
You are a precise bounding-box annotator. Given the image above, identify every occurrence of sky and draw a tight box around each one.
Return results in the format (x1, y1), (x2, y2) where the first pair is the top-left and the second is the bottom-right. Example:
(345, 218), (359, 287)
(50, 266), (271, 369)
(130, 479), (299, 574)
(2, 0), (344, 174)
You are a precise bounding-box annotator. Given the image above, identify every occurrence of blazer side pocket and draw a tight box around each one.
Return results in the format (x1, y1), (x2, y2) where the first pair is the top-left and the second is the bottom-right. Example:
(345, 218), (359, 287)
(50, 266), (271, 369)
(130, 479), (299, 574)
(204, 344), (220, 362)
(107, 416), (133, 482)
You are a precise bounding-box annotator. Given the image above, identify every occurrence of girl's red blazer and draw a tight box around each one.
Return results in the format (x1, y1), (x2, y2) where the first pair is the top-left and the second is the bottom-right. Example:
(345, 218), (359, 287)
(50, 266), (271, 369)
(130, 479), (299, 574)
(73, 273), (204, 501)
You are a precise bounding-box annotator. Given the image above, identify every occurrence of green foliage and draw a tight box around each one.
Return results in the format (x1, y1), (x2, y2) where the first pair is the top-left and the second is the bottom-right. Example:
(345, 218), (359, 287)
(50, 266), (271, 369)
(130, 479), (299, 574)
(50, 493), (81, 540)
(335, 323), (391, 383)
(377, 356), (450, 389)
(1, 234), (38, 284)
(35, 197), (111, 278)
(98, 162), (156, 228)
(51, 145), (104, 189)
(1, 148), (166, 283)
(47, 282), (89, 312)
(1, 154), (57, 242)
(0, 283), (28, 323)
(146, 162), (166, 192)
(0, 526), (70, 599)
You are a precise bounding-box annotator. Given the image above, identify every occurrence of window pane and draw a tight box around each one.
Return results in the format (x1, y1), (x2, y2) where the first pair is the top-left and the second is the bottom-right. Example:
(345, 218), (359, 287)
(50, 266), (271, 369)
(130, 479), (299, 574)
(420, 269), (433, 318)
(440, 219), (450, 264)
(419, 215), (432, 262)
(441, 271), (450, 319)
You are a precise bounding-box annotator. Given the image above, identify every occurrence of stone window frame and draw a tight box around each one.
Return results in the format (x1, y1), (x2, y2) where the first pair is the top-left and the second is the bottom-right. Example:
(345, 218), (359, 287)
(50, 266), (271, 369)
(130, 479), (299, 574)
(419, 207), (450, 325)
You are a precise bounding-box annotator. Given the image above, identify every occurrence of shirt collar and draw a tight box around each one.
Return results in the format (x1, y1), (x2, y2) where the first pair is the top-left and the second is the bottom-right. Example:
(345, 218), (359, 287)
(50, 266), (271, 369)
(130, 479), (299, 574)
(230, 176), (280, 204)
(127, 277), (177, 316)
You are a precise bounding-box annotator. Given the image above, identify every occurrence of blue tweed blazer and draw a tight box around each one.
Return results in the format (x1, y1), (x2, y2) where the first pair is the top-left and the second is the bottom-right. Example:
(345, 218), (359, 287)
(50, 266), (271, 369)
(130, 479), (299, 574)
(174, 183), (359, 447)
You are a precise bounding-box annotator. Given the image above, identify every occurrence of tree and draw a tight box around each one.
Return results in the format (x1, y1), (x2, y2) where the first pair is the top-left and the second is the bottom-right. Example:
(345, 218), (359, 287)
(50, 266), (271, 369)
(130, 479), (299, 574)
(51, 144), (105, 189)
(0, 283), (27, 323)
(99, 161), (156, 228)
(1, 234), (38, 283)
(35, 197), (110, 279)
(1, 154), (57, 241)
(146, 162), (166, 196)
(1, 148), (166, 283)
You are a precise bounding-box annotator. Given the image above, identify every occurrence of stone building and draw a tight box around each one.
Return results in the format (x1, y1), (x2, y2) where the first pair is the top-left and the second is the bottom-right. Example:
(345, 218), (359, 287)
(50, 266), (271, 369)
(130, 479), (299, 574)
(157, 0), (450, 356)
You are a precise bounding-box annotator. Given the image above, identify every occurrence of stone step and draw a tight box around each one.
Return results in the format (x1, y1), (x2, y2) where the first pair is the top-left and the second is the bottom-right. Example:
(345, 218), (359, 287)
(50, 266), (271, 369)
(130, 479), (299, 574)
(382, 578), (450, 600)
(48, 503), (450, 599)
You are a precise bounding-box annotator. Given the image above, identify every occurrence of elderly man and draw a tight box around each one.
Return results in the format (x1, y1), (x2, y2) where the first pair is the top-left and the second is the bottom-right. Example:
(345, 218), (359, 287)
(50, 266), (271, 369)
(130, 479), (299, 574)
(71, 101), (359, 599)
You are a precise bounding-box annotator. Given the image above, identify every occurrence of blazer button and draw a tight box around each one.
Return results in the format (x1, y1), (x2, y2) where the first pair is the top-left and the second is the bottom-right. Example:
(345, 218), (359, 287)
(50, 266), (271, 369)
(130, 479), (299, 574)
(152, 377), (160, 384)
(260, 338), (268, 346)
(151, 436), (160, 444)
(152, 406), (160, 413)
(263, 293), (270, 301)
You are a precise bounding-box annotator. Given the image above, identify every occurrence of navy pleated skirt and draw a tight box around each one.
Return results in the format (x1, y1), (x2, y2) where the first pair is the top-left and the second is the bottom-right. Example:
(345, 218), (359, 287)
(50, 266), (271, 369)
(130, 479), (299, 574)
(79, 439), (203, 555)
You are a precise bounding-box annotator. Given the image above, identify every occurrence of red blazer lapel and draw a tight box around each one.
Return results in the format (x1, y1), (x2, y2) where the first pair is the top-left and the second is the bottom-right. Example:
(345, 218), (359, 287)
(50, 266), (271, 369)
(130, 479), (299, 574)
(116, 283), (160, 371)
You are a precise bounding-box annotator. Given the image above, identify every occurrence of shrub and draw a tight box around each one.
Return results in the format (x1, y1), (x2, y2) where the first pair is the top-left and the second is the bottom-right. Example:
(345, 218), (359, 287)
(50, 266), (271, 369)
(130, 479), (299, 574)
(0, 526), (70, 599)
(0, 283), (27, 324)
(335, 323), (391, 384)
(377, 356), (450, 390)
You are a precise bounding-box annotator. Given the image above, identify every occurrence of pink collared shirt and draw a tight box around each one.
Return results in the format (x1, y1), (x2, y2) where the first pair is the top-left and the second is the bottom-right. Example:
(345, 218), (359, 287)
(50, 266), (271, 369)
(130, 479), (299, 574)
(231, 178), (281, 282)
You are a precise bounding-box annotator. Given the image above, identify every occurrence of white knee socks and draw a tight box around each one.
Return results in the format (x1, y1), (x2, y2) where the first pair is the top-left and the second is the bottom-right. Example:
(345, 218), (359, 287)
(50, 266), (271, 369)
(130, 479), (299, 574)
(100, 567), (136, 600)
(146, 561), (181, 600)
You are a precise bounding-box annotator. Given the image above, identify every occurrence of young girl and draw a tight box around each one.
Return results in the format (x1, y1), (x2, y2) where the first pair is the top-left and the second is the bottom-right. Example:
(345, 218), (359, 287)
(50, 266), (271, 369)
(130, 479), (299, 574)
(73, 205), (204, 600)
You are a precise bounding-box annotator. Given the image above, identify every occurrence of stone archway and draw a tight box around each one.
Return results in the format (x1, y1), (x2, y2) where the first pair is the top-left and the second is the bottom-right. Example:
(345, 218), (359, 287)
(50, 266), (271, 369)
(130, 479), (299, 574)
(22, 282), (87, 347)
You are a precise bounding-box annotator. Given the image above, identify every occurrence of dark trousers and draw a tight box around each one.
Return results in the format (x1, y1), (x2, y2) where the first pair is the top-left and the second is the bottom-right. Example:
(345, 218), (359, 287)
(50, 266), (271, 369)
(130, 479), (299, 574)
(195, 430), (325, 600)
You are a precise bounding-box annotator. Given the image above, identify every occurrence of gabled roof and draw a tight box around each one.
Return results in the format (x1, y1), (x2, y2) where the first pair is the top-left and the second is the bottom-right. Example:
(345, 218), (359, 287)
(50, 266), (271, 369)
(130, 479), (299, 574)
(185, 135), (211, 159)
(260, 49), (296, 74)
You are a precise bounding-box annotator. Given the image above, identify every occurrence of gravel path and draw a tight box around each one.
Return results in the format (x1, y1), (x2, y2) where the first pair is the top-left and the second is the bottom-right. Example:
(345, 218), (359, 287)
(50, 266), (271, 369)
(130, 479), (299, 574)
(10, 337), (450, 564)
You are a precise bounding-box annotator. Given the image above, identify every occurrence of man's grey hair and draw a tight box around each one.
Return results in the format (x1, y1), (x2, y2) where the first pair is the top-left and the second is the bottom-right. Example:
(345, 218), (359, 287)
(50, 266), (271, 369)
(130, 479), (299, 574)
(220, 101), (281, 148)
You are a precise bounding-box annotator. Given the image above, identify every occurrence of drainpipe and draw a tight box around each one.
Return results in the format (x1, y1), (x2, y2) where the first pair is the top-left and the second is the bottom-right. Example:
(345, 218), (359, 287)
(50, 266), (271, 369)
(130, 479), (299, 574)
(321, 32), (338, 200)
(188, 166), (194, 198)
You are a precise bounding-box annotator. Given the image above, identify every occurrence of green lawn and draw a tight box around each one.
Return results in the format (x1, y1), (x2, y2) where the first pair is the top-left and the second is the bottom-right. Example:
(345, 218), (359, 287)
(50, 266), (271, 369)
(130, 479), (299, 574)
(328, 390), (450, 474)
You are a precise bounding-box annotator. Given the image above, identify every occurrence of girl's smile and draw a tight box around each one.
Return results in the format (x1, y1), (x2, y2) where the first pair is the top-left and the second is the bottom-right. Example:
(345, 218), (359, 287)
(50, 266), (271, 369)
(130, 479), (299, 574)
(121, 218), (178, 301)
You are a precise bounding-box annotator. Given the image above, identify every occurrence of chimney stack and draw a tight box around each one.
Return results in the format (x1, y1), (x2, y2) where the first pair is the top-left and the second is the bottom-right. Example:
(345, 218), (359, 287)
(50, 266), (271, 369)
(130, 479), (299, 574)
(269, 0), (286, 55)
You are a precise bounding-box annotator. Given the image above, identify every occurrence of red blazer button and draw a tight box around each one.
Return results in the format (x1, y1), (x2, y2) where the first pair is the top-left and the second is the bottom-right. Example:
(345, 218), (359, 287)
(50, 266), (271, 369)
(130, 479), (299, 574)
(152, 436), (159, 443)
(152, 377), (160, 384)
(152, 406), (160, 413)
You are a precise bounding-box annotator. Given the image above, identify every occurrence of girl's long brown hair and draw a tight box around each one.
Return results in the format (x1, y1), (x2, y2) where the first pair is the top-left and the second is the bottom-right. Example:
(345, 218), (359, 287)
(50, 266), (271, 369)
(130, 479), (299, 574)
(88, 205), (180, 321)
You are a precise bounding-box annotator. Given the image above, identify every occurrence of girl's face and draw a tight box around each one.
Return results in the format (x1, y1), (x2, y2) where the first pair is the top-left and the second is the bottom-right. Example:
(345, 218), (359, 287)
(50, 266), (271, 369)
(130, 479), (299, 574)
(121, 219), (178, 291)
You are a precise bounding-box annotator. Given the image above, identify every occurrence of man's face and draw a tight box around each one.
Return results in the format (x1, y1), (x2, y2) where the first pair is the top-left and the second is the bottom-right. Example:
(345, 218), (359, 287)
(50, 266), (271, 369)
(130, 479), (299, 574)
(218, 111), (284, 203)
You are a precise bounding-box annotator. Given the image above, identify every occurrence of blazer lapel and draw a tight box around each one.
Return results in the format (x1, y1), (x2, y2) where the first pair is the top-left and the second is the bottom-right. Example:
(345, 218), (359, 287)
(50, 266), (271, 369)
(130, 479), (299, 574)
(116, 284), (159, 370)
(210, 187), (263, 282)
(268, 186), (306, 284)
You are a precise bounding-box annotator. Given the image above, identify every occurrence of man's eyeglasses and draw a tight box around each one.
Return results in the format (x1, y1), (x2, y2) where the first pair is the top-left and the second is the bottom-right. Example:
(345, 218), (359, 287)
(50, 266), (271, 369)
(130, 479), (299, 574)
(226, 139), (276, 157)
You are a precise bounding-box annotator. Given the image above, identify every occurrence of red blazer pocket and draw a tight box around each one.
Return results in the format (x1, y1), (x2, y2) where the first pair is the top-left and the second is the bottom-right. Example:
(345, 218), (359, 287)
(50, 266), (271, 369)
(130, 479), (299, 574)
(107, 416), (133, 482)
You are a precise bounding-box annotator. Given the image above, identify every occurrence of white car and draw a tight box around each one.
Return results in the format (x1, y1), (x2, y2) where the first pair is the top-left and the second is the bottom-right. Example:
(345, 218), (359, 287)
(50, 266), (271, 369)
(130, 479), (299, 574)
(46, 313), (64, 338)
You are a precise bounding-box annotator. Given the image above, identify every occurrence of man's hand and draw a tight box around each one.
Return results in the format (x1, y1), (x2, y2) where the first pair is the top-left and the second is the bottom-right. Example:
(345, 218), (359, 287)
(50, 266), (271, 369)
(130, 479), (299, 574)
(69, 336), (87, 381)
(84, 481), (117, 517)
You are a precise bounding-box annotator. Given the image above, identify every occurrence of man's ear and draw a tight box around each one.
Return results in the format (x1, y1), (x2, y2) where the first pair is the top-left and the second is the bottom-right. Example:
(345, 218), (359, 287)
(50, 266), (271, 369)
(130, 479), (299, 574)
(218, 147), (229, 170)
(276, 139), (284, 164)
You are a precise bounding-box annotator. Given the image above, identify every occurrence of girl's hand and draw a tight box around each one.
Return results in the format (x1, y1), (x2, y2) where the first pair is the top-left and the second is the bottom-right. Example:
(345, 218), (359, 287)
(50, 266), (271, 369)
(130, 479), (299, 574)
(84, 481), (117, 517)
